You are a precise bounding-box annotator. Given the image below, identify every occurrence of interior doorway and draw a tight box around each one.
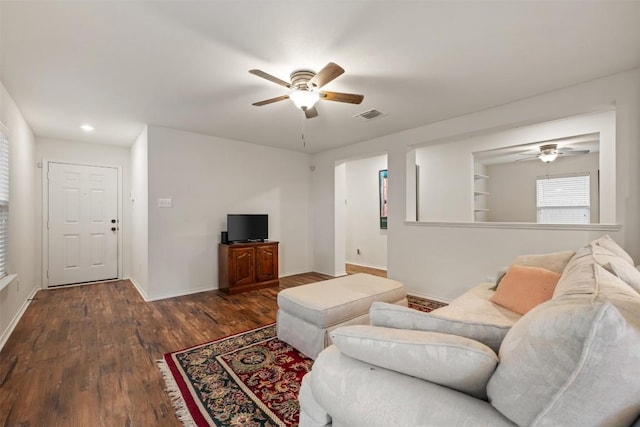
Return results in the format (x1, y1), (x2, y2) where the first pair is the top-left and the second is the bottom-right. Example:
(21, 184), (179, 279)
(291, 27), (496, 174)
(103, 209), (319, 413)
(45, 162), (119, 287)
(334, 154), (388, 276)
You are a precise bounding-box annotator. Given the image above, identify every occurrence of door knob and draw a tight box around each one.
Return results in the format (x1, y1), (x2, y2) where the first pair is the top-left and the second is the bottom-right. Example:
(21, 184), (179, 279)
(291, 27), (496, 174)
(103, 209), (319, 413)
(111, 227), (117, 231)
(111, 219), (117, 223)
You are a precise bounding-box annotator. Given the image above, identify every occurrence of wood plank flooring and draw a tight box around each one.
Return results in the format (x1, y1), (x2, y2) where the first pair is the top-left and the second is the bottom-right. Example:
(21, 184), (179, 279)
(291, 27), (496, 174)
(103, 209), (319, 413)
(0, 272), (331, 427)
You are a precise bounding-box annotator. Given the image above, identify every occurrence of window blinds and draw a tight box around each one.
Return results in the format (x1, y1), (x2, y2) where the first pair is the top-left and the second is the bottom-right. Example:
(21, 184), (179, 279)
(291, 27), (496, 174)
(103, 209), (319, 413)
(0, 131), (8, 278)
(536, 173), (590, 224)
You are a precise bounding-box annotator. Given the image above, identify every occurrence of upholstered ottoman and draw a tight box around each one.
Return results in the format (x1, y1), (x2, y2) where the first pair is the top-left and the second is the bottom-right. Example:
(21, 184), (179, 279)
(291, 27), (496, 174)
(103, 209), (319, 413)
(277, 273), (407, 359)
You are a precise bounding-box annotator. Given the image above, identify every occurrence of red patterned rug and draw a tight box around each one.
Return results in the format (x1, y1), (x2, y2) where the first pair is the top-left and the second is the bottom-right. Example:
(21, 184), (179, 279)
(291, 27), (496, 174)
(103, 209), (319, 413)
(159, 324), (311, 426)
(159, 297), (445, 426)
(407, 294), (448, 312)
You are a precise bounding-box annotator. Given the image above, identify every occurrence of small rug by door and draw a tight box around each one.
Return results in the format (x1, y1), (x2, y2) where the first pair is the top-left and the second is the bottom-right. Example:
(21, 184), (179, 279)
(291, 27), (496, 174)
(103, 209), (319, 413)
(159, 324), (311, 427)
(159, 297), (445, 426)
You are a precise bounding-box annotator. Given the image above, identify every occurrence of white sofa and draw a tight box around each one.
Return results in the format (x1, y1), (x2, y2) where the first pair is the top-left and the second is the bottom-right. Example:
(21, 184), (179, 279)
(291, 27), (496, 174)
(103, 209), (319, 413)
(299, 236), (640, 427)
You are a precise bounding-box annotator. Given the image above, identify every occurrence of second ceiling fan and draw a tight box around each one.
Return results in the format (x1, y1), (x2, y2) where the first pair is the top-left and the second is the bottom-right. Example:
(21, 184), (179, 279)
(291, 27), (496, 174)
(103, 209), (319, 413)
(249, 62), (364, 119)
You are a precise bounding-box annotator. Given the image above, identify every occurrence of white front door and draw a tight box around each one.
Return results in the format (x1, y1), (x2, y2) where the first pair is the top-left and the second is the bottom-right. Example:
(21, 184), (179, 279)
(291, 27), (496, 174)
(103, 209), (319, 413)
(48, 162), (118, 286)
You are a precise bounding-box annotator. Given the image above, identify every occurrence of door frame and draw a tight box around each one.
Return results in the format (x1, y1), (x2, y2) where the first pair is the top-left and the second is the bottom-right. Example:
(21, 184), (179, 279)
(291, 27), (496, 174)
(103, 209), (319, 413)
(42, 159), (123, 288)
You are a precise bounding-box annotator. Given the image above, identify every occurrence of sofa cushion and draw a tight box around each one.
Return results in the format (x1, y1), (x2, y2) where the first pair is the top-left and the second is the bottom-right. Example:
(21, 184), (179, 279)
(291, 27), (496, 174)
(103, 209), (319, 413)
(554, 242), (639, 301)
(602, 260), (640, 294)
(432, 282), (522, 327)
(593, 264), (640, 329)
(489, 265), (560, 315)
(510, 249), (576, 274)
(370, 301), (510, 353)
(591, 234), (635, 265)
(553, 243), (640, 329)
(487, 298), (640, 427)
(589, 242), (640, 294)
(330, 325), (498, 399)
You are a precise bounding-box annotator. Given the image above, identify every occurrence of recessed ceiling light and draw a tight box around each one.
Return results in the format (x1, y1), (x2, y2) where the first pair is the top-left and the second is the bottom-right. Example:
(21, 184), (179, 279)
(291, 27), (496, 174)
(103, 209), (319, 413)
(81, 124), (95, 132)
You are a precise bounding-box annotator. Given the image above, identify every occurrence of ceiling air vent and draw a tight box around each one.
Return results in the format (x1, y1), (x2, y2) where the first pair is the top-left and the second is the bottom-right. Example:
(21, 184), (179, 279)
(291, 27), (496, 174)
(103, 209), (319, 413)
(354, 109), (385, 120)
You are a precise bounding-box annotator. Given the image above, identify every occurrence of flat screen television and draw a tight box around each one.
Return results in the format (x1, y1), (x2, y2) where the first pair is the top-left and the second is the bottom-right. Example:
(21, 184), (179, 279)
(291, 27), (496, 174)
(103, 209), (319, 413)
(227, 214), (268, 243)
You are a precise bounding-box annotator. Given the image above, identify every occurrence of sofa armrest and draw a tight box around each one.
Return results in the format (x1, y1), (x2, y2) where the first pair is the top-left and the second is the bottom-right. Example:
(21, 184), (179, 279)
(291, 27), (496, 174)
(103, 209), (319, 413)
(370, 301), (510, 353)
(306, 345), (515, 427)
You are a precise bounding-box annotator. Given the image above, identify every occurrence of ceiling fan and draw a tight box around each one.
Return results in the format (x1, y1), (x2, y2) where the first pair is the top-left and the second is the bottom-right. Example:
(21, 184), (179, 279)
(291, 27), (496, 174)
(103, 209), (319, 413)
(518, 143), (590, 163)
(249, 62), (364, 119)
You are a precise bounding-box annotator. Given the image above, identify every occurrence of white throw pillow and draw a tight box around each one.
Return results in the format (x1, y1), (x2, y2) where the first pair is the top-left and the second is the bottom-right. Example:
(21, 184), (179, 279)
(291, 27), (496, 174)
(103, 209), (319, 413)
(370, 301), (510, 353)
(487, 298), (640, 427)
(330, 325), (498, 399)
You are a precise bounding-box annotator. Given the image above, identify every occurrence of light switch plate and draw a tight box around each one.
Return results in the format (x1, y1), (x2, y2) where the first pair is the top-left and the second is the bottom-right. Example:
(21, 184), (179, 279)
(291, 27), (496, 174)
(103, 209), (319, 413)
(158, 198), (172, 208)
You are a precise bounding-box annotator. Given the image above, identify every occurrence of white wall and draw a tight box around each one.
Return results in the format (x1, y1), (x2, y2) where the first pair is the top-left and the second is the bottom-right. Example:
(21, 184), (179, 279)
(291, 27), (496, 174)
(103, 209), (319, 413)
(486, 152), (600, 222)
(334, 163), (346, 276)
(415, 110), (615, 223)
(130, 127), (149, 296)
(0, 81), (37, 347)
(345, 154), (388, 269)
(145, 125), (312, 300)
(311, 68), (640, 302)
(416, 142), (474, 221)
(34, 137), (132, 286)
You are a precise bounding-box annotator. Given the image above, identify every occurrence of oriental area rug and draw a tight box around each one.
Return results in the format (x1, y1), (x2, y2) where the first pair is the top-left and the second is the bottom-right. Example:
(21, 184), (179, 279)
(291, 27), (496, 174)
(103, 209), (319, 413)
(159, 297), (445, 427)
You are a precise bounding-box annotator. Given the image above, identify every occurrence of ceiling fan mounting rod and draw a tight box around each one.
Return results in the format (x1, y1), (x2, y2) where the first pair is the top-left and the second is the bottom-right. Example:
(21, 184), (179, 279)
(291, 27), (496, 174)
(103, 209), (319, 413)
(540, 143), (557, 152)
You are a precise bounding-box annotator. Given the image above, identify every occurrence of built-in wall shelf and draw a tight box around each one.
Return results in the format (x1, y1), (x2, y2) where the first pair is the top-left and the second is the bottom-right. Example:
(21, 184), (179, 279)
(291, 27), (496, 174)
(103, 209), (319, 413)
(474, 171), (489, 220)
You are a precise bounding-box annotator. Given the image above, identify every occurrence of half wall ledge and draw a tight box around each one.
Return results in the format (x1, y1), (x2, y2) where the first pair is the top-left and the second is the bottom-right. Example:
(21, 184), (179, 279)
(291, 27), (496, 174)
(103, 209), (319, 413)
(404, 221), (621, 232)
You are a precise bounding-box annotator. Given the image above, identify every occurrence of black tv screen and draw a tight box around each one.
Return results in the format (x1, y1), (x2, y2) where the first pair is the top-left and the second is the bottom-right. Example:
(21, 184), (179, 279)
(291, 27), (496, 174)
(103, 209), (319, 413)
(227, 214), (268, 243)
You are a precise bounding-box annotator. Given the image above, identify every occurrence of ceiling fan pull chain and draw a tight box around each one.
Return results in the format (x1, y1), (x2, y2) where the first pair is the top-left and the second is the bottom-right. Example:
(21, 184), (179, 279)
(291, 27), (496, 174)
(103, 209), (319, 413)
(301, 113), (306, 148)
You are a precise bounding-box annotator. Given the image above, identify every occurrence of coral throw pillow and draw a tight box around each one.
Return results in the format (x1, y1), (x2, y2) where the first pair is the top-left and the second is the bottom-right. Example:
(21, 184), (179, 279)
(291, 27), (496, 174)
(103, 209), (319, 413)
(490, 265), (561, 315)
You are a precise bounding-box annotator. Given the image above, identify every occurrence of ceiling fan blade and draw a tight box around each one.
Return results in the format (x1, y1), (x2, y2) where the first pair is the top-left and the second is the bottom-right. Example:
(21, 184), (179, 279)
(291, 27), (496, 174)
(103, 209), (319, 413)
(560, 149), (590, 155)
(320, 91), (364, 104)
(249, 69), (292, 88)
(304, 106), (319, 119)
(252, 95), (289, 106)
(307, 62), (344, 89)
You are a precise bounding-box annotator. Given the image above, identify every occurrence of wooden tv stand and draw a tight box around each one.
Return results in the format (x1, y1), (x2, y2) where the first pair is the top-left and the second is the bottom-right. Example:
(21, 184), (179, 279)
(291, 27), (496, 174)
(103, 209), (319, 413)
(218, 241), (279, 294)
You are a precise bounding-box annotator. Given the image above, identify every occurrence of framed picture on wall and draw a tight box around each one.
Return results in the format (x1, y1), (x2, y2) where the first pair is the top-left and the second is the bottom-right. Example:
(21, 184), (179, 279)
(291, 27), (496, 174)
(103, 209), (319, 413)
(379, 169), (388, 229)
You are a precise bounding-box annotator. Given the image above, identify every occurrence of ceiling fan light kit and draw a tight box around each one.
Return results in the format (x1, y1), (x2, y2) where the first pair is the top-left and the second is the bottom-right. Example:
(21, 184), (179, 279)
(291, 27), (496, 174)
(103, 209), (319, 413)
(538, 151), (559, 163)
(249, 62), (364, 119)
(289, 89), (320, 110)
(538, 144), (559, 163)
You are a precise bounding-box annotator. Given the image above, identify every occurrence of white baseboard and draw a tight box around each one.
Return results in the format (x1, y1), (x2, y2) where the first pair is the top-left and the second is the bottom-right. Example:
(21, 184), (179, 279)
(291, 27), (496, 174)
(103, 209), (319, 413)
(127, 277), (217, 302)
(0, 286), (39, 352)
(127, 277), (149, 301)
(145, 285), (216, 301)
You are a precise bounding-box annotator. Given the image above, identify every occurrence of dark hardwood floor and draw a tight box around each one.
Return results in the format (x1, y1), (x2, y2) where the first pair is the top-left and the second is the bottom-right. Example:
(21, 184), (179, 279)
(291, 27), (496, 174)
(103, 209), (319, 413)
(0, 272), (332, 427)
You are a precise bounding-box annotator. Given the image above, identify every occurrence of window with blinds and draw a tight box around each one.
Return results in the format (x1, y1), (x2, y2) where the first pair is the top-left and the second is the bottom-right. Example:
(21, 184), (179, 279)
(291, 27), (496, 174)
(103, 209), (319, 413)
(0, 130), (8, 278)
(536, 173), (590, 224)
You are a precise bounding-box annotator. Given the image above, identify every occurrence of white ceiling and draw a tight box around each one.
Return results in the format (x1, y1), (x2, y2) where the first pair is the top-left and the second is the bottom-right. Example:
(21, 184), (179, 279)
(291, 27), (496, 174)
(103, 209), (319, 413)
(1, 1), (640, 153)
